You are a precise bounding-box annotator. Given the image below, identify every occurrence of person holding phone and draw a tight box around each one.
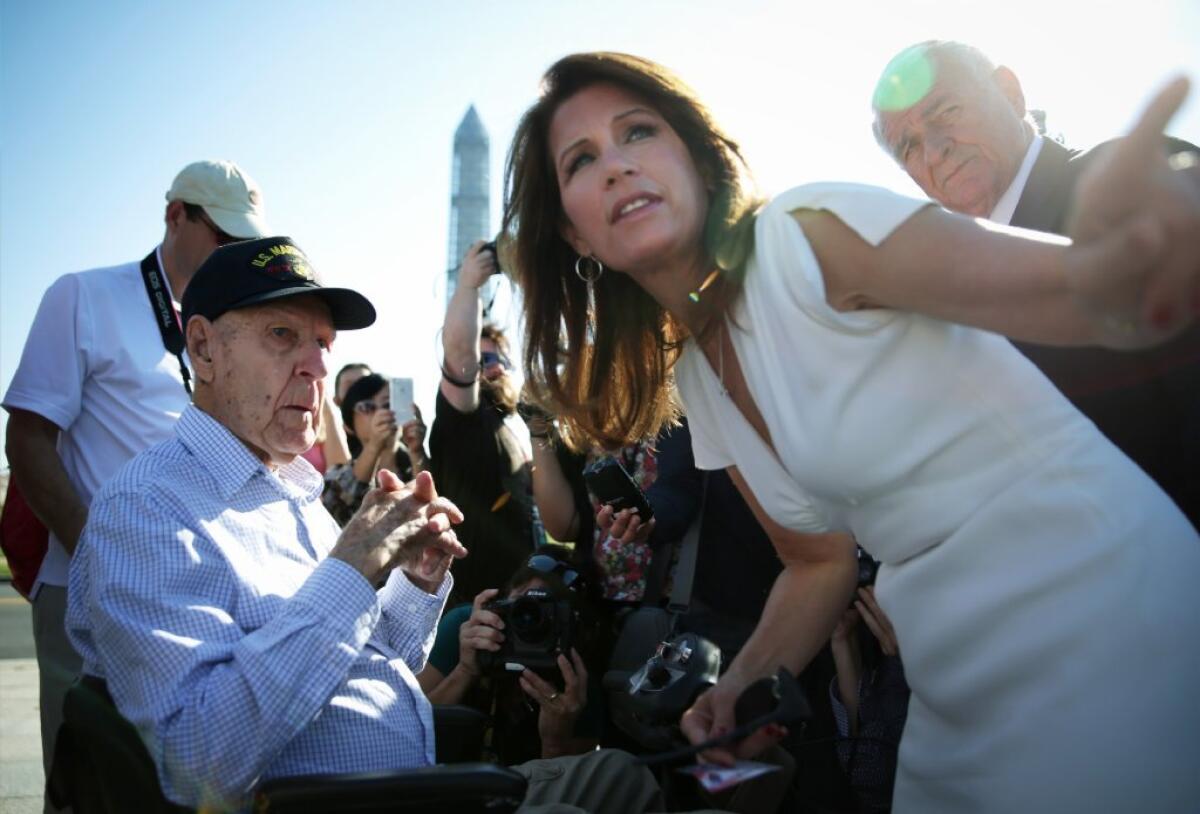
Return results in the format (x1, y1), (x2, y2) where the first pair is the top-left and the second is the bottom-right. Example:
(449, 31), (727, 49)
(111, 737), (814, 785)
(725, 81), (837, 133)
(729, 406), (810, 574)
(524, 401), (717, 613)
(322, 373), (426, 526)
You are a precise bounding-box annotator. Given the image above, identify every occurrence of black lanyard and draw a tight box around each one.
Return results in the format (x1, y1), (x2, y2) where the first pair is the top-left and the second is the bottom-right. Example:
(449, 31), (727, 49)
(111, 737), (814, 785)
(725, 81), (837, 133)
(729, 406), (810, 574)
(139, 251), (192, 396)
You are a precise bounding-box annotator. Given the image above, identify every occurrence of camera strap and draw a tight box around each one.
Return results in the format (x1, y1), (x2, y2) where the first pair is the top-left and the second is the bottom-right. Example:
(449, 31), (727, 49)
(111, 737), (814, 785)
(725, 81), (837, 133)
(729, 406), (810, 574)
(138, 251), (192, 396)
(643, 472), (707, 614)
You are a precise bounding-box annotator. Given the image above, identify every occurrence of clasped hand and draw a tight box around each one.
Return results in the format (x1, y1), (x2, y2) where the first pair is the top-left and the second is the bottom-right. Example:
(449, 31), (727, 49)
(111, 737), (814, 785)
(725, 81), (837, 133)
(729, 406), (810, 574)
(331, 469), (466, 590)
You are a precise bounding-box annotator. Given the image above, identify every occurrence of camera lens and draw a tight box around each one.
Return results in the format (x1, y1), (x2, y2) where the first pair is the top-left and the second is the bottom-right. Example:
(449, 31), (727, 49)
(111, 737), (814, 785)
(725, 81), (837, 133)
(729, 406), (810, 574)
(510, 596), (551, 643)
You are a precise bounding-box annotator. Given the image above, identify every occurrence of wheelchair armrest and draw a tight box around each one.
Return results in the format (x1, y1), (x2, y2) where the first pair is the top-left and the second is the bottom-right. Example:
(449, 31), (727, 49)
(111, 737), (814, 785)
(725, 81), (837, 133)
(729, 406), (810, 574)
(254, 762), (526, 814)
(433, 703), (489, 763)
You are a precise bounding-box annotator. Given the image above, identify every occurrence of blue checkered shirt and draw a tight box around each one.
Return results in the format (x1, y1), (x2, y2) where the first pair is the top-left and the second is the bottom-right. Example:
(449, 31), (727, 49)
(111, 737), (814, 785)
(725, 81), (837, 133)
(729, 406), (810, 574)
(67, 405), (451, 810)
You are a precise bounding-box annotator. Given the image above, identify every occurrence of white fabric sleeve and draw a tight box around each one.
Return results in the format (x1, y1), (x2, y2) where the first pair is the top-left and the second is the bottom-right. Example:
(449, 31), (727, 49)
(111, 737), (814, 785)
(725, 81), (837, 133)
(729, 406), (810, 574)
(672, 360), (734, 472)
(2, 273), (89, 430)
(754, 182), (932, 333)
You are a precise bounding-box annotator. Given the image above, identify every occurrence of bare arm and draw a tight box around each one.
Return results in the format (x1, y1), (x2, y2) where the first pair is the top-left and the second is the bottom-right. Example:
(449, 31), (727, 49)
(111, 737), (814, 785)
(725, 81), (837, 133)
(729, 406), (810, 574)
(401, 404), (429, 477)
(4, 408), (87, 555)
(417, 588), (500, 704)
(829, 611), (864, 736)
(681, 465), (857, 763)
(319, 397), (350, 468)
(530, 441), (582, 542)
(807, 78), (1200, 351)
(440, 242), (495, 414)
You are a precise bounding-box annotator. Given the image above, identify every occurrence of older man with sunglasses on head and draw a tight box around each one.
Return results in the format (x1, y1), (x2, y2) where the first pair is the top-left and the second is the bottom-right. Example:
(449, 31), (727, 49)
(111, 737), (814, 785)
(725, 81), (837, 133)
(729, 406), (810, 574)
(2, 159), (269, 812)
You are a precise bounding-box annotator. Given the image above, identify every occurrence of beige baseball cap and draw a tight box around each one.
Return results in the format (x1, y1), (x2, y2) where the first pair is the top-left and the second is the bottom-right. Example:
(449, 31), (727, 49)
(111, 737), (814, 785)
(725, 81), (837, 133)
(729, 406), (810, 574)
(165, 160), (270, 239)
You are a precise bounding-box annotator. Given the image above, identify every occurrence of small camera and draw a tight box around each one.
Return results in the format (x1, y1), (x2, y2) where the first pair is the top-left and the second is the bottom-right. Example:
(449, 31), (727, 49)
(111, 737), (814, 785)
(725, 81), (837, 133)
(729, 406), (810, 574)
(478, 588), (576, 675)
(480, 240), (503, 276)
(857, 549), (880, 589)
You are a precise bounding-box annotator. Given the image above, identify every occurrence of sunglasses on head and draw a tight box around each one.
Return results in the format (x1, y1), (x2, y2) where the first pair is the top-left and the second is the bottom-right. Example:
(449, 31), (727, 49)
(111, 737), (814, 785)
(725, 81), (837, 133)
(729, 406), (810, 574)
(480, 350), (511, 371)
(526, 554), (581, 589)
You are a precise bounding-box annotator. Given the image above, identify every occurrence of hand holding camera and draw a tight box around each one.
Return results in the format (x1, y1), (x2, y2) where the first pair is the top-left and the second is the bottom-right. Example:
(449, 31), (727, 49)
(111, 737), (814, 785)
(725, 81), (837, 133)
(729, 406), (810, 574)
(519, 649), (589, 751)
(457, 588), (506, 678)
(477, 587), (577, 675)
(852, 585), (899, 657)
(460, 240), (499, 290)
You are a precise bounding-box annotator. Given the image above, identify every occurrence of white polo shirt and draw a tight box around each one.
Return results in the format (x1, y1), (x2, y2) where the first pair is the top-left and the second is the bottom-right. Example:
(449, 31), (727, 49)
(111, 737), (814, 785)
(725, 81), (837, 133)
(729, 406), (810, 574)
(3, 249), (191, 595)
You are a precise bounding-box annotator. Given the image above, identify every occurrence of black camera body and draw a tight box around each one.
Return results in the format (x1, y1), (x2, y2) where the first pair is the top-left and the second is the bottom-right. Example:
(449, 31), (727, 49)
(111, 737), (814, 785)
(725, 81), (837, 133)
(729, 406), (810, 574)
(478, 588), (576, 675)
(857, 549), (880, 589)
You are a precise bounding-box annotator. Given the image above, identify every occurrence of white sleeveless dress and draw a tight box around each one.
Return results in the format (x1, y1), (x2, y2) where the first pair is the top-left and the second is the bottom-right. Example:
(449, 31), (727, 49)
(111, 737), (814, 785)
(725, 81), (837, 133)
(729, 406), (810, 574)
(674, 183), (1200, 813)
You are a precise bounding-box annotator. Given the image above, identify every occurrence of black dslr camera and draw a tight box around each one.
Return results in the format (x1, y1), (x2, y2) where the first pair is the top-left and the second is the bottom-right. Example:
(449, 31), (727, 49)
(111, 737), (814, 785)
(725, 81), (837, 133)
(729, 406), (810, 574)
(478, 588), (576, 675)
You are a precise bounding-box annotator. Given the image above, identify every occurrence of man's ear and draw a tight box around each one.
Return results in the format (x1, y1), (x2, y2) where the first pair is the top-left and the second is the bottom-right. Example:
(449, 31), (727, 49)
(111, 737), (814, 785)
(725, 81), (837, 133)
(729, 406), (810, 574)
(185, 316), (217, 384)
(164, 200), (186, 234)
(992, 66), (1027, 118)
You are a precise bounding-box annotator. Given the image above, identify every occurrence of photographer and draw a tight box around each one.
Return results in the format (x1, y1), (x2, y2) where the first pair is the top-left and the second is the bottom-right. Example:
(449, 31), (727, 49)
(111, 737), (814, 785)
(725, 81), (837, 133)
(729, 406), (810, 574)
(829, 585), (910, 814)
(322, 373), (427, 526)
(417, 549), (606, 764)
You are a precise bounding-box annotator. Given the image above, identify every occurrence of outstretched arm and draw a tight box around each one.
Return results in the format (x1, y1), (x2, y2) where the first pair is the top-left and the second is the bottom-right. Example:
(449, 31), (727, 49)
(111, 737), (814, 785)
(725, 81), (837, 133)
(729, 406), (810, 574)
(440, 242), (496, 413)
(809, 78), (1200, 350)
(680, 465), (857, 765)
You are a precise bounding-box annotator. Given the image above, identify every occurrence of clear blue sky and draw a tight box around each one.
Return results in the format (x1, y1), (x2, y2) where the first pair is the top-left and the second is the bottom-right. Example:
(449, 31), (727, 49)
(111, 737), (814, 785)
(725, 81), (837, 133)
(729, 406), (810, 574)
(2, 0), (1197, 467)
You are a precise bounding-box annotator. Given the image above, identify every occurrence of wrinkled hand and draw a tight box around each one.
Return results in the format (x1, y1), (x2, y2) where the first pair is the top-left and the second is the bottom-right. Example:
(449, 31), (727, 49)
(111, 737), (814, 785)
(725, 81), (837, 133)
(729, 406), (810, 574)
(1066, 76), (1200, 345)
(854, 586), (899, 657)
(596, 505), (656, 547)
(459, 240), (498, 291)
(331, 470), (465, 588)
(680, 675), (787, 767)
(520, 649), (588, 747)
(458, 588), (504, 677)
(401, 403), (426, 453)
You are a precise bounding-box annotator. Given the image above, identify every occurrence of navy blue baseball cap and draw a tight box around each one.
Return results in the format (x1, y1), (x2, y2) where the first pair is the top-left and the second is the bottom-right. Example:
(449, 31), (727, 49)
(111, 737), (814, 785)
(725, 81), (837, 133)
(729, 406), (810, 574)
(182, 236), (376, 330)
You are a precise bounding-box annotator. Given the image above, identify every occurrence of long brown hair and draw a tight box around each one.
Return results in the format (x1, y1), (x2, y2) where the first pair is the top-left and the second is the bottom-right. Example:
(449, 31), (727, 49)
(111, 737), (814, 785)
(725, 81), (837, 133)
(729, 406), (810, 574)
(503, 52), (760, 451)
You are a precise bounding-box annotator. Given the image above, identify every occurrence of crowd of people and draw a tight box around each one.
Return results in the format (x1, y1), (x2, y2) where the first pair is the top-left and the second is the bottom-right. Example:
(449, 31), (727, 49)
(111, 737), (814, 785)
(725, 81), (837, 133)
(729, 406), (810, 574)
(3, 39), (1199, 814)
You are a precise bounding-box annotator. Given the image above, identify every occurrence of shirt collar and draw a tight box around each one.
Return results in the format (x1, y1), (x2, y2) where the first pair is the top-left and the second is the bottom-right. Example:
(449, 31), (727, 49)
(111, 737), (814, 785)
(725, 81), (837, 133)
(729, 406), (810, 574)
(175, 405), (323, 502)
(989, 134), (1044, 225)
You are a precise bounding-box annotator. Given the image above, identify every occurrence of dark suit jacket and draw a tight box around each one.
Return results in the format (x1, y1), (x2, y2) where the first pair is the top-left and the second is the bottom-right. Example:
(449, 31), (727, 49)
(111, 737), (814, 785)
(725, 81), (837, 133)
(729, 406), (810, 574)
(1009, 136), (1200, 527)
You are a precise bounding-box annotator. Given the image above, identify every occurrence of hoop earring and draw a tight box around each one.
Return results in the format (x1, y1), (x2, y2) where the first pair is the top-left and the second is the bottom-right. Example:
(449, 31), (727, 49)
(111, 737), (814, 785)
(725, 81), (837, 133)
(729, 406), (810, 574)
(574, 255), (604, 284)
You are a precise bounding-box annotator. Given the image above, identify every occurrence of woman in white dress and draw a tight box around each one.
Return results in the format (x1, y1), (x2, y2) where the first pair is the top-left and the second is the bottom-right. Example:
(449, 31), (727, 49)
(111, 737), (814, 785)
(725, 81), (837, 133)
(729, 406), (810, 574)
(501, 52), (1200, 811)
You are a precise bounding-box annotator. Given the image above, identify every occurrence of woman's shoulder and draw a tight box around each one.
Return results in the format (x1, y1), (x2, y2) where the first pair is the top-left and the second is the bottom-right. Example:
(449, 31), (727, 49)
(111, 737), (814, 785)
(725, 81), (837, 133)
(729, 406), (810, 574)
(757, 182), (932, 246)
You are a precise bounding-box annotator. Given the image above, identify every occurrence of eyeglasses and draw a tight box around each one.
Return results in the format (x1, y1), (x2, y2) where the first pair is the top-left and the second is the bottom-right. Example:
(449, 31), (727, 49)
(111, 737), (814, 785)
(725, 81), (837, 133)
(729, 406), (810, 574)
(352, 399), (390, 416)
(526, 554), (581, 589)
(480, 350), (511, 371)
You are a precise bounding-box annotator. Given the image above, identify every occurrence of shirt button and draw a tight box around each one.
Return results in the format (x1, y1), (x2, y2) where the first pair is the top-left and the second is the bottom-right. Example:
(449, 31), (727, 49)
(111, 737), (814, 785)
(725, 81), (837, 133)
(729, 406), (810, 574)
(408, 603), (418, 614)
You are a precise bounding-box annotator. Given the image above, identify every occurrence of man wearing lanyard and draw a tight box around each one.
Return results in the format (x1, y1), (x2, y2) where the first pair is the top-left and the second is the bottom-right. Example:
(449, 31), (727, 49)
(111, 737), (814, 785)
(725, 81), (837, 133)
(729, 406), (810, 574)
(2, 159), (269, 812)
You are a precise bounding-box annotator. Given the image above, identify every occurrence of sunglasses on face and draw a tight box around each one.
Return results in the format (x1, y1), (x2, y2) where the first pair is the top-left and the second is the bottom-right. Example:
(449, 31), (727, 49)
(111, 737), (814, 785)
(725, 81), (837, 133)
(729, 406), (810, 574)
(480, 350), (511, 371)
(526, 554), (581, 589)
(352, 399), (390, 416)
